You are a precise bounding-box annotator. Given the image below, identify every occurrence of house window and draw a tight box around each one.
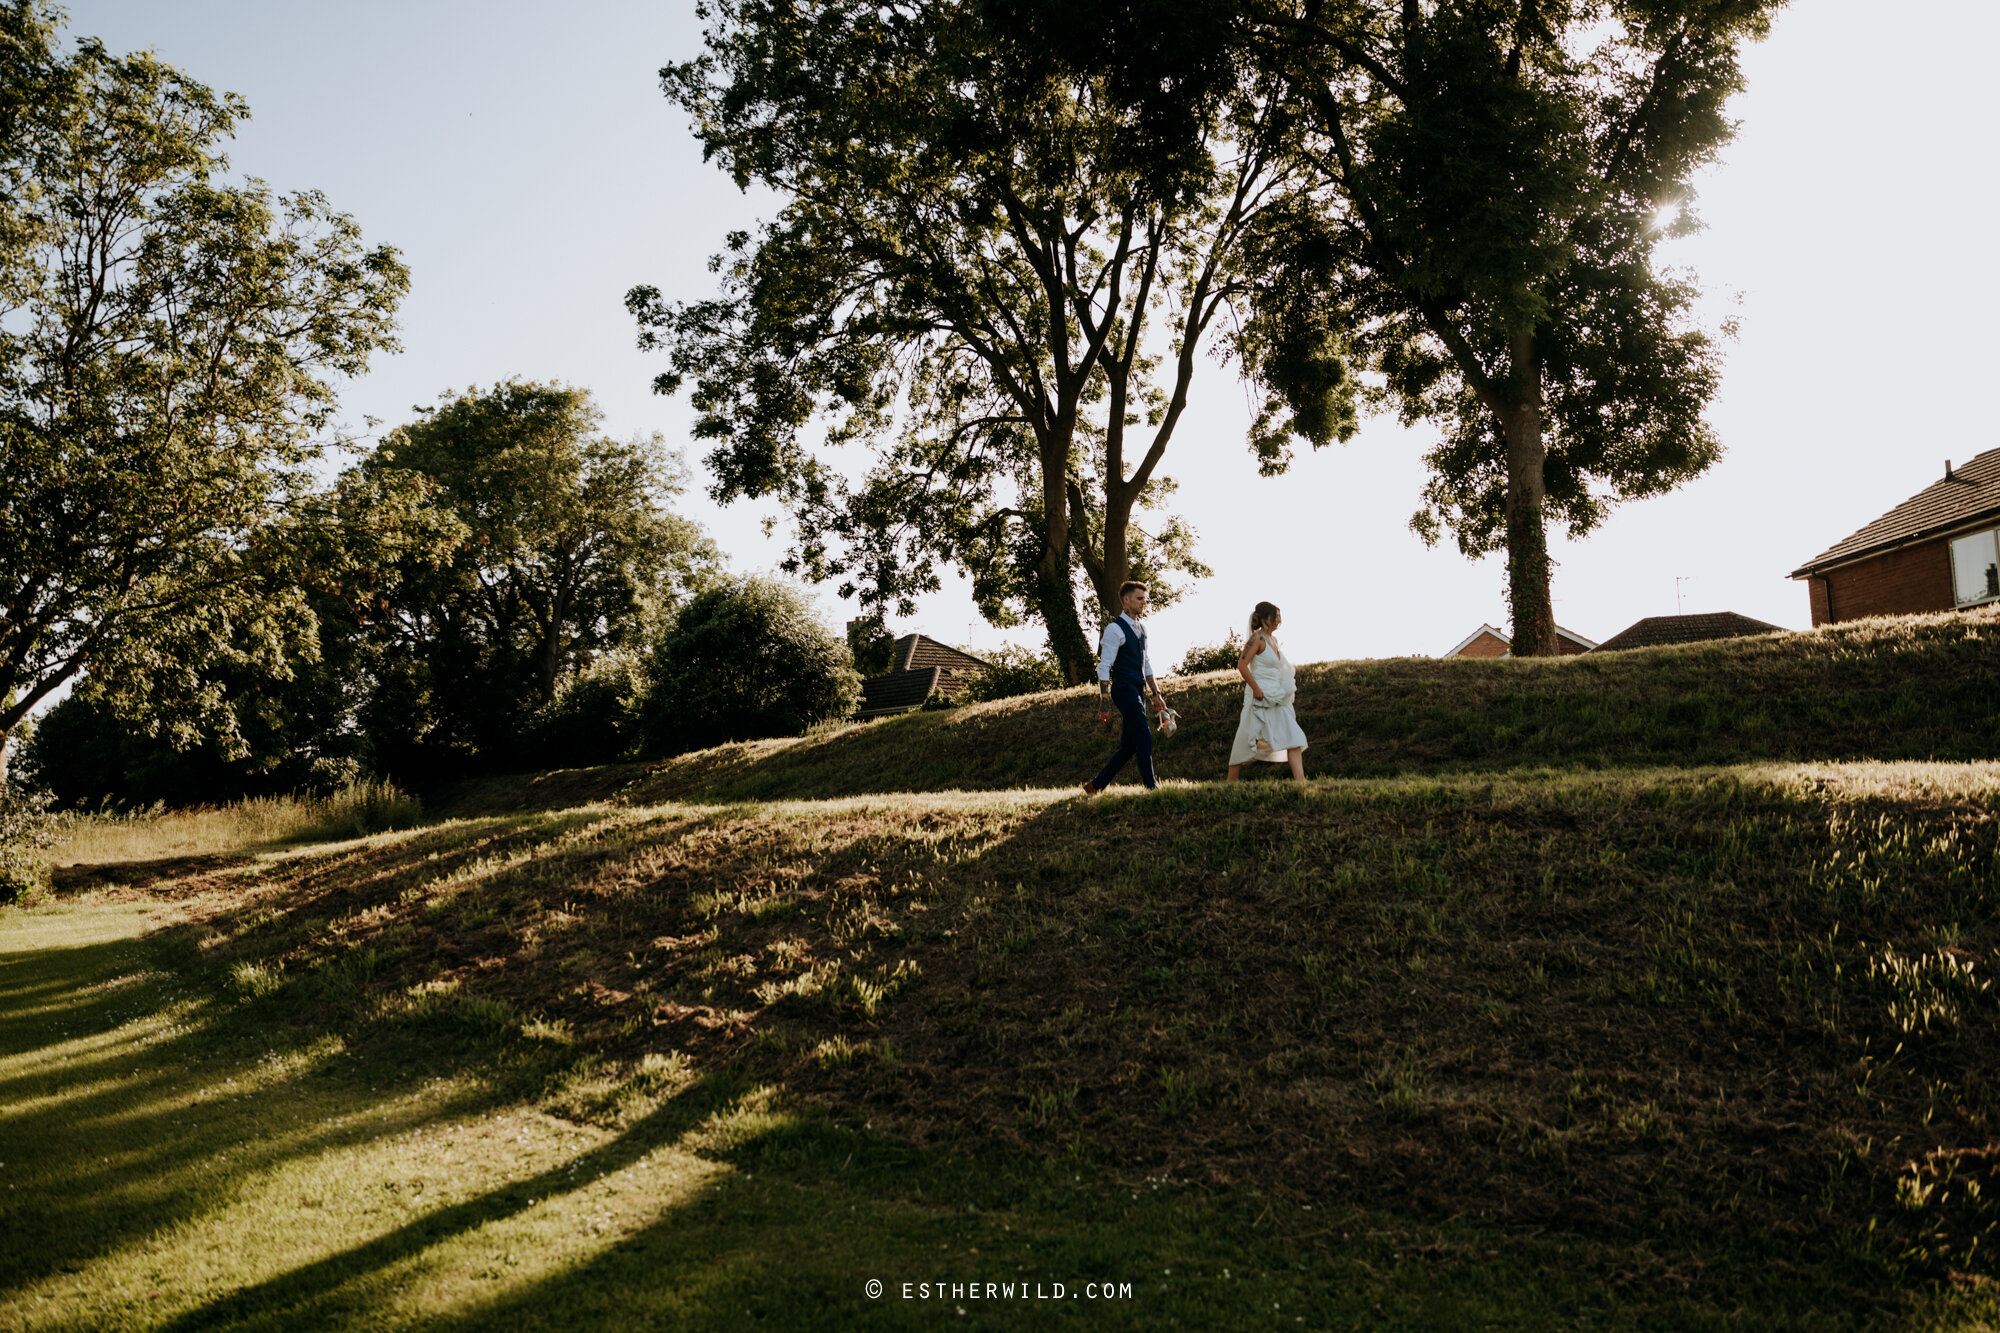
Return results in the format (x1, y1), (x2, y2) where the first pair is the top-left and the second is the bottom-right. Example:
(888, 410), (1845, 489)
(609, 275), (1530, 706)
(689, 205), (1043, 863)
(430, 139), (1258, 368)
(1951, 528), (2000, 607)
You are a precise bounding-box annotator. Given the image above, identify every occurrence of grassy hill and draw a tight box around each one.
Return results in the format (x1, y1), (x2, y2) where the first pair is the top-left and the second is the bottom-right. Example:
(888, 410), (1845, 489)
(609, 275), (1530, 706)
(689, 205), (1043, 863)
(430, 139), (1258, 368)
(442, 607), (2000, 813)
(8, 610), (2000, 1328)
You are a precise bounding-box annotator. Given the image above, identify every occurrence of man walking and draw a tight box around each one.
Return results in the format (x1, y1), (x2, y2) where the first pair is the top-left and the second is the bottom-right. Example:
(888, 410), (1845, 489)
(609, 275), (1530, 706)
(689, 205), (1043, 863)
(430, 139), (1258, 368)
(1083, 581), (1167, 795)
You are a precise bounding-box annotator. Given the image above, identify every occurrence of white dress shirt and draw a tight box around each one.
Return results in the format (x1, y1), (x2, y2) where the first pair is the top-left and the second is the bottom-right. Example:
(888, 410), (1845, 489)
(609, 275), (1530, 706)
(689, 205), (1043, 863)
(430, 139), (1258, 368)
(1095, 615), (1156, 682)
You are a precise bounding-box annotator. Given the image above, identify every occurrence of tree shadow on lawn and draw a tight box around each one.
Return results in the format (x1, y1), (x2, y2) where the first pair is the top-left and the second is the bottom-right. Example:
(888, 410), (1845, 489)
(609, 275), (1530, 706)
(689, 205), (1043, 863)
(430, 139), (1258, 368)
(0, 930), (510, 1295)
(384, 1116), (1944, 1333)
(50, 851), (262, 898)
(16, 771), (1995, 1326)
(0, 806), (724, 1299)
(147, 1072), (749, 1333)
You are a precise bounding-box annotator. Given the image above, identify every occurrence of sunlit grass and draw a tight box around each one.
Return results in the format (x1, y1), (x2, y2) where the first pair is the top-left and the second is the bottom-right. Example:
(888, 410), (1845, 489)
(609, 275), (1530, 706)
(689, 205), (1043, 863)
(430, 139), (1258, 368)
(534, 606), (2000, 808)
(11, 761), (2000, 1326)
(52, 780), (423, 867)
(0, 899), (731, 1330)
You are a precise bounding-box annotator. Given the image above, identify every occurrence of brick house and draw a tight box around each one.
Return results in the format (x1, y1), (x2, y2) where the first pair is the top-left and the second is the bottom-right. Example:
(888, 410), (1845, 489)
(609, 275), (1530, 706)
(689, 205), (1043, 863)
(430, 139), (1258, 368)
(1790, 448), (2000, 624)
(854, 634), (992, 719)
(1442, 623), (1597, 658)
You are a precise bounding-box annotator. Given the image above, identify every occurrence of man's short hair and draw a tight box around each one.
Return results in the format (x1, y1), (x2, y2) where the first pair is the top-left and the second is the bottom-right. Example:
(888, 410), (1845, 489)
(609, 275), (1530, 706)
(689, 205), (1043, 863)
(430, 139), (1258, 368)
(1118, 581), (1148, 601)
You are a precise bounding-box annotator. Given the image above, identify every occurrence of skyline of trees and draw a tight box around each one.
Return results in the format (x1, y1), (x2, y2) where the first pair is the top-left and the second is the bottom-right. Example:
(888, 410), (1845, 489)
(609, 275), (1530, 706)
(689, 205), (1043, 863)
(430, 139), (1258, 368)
(0, 2), (417, 778)
(6, 0), (1779, 805)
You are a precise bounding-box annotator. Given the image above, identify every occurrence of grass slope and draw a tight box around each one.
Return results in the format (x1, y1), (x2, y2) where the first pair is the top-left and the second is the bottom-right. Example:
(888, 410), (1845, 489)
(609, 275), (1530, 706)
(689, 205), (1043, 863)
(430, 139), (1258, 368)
(441, 608), (2000, 810)
(12, 762), (2000, 1326)
(12, 608), (2000, 1327)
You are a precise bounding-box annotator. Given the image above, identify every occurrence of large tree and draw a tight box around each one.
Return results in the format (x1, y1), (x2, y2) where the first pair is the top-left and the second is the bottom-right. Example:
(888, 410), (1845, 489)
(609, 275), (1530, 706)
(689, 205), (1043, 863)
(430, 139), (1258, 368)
(25, 471), (465, 806)
(1029, 0), (1773, 654)
(1230, 0), (1776, 653)
(359, 381), (719, 776)
(633, 0), (1310, 681)
(0, 11), (412, 771)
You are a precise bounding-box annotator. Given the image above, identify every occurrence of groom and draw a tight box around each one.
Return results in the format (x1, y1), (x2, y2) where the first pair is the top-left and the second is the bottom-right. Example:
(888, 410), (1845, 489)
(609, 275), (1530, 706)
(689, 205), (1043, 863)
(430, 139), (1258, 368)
(1082, 581), (1166, 795)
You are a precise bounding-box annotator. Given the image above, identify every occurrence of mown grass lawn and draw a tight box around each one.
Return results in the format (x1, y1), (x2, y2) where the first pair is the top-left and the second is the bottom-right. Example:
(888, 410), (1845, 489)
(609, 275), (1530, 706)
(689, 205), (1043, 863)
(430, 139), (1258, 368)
(0, 893), (1845, 1332)
(9, 762), (2000, 1328)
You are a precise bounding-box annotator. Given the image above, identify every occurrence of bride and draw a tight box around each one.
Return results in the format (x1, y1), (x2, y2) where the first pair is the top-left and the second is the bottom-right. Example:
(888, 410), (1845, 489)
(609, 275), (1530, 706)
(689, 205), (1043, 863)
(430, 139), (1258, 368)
(1227, 601), (1308, 782)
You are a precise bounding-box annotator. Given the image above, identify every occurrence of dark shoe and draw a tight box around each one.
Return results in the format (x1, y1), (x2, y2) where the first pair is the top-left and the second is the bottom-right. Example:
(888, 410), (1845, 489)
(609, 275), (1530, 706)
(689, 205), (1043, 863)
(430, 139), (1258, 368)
(1082, 780), (1101, 796)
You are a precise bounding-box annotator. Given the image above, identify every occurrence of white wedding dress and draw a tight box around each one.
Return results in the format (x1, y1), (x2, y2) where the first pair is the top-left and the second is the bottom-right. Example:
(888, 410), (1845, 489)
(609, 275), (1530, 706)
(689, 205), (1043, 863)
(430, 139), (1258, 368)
(1229, 634), (1309, 765)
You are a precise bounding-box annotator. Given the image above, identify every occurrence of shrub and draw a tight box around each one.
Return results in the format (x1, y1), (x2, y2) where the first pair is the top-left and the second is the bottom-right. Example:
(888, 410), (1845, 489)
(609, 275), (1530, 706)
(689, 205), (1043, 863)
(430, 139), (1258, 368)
(527, 656), (649, 768)
(0, 787), (62, 903)
(964, 643), (1068, 702)
(1176, 635), (1242, 675)
(641, 577), (863, 755)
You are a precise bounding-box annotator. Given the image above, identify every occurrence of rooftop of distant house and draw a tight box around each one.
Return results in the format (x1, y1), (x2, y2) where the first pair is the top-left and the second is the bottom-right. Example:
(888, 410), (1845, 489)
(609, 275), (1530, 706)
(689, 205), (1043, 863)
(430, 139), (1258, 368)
(1791, 447), (2000, 576)
(1591, 612), (1784, 653)
(1442, 623), (1597, 658)
(890, 634), (989, 675)
(853, 634), (991, 719)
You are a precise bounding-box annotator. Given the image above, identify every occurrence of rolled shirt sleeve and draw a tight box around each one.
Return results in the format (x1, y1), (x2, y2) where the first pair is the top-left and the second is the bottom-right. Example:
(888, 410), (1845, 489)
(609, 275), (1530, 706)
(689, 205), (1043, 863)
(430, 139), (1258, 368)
(1096, 621), (1124, 681)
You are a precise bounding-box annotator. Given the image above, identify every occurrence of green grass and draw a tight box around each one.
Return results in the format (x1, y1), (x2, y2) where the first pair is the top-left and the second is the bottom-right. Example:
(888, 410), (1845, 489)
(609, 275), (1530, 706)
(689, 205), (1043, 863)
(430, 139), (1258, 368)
(0, 891), (1847, 1330)
(8, 763), (2000, 1326)
(428, 608), (2000, 812)
(13, 611), (2000, 1327)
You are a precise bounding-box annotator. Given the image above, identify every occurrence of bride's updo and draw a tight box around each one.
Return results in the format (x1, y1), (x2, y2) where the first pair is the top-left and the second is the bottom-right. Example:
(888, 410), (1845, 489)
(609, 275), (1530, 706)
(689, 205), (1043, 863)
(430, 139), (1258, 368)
(1249, 601), (1280, 635)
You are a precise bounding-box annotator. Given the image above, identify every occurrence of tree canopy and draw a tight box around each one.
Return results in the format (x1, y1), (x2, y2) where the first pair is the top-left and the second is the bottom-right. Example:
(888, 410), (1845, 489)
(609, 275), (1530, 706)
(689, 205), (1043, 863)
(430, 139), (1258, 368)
(633, 0), (1313, 681)
(358, 381), (720, 778)
(1242, 0), (1775, 652)
(0, 8), (416, 768)
(993, 0), (1774, 654)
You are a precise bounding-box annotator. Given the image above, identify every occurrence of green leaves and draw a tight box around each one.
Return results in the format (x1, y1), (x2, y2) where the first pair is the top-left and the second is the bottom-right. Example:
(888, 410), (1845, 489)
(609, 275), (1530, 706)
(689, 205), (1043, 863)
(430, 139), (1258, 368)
(642, 0), (1285, 678)
(0, 9), (408, 753)
(1207, 0), (1772, 646)
(355, 381), (722, 778)
(641, 575), (862, 754)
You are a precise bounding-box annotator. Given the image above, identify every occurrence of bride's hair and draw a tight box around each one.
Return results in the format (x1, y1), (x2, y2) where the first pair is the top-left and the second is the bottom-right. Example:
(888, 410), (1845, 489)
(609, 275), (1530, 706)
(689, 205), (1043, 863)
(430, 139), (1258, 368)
(1249, 601), (1280, 635)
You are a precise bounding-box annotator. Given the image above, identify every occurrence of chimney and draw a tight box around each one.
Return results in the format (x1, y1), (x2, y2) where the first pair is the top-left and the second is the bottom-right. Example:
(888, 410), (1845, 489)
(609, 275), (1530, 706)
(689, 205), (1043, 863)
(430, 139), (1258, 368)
(1946, 459), (1955, 481)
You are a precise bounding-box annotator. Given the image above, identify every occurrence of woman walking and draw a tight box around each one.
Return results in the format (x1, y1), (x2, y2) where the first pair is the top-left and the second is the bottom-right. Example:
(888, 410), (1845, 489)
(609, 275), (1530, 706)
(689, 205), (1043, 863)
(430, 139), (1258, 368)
(1227, 602), (1308, 782)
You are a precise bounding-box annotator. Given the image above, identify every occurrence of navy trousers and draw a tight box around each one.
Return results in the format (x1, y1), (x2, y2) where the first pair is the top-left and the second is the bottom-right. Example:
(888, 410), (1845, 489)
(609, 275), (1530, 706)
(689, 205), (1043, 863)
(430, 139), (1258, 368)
(1092, 680), (1156, 790)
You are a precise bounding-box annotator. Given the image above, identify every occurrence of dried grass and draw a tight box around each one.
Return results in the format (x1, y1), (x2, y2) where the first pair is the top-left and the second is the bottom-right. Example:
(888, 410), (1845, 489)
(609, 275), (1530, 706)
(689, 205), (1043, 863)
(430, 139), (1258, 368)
(53, 779), (423, 866)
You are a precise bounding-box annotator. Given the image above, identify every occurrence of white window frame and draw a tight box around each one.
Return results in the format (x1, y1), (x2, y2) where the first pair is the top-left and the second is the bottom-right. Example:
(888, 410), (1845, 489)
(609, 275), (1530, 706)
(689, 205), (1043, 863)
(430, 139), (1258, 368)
(1950, 527), (2000, 608)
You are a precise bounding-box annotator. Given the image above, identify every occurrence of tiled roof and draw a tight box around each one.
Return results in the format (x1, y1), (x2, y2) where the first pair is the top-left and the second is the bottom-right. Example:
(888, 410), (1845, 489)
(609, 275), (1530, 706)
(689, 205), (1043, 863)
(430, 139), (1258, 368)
(1792, 447), (2000, 575)
(893, 634), (991, 674)
(1591, 612), (1784, 653)
(1554, 625), (1599, 652)
(855, 667), (941, 718)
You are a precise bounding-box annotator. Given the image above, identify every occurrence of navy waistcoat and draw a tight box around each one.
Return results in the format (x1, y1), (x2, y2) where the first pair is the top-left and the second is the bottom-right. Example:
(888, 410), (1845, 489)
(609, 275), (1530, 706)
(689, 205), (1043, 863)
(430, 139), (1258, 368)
(1110, 616), (1147, 687)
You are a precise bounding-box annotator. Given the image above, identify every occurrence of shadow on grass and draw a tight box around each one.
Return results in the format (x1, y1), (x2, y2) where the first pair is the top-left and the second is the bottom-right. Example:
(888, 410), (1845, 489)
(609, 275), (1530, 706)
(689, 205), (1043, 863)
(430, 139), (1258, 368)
(0, 924), (513, 1293)
(150, 1073), (749, 1333)
(13, 769), (2000, 1328)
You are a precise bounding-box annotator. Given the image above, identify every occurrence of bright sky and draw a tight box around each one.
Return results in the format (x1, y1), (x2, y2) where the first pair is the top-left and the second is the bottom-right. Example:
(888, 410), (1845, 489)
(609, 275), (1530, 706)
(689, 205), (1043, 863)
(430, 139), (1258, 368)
(62, 0), (2000, 666)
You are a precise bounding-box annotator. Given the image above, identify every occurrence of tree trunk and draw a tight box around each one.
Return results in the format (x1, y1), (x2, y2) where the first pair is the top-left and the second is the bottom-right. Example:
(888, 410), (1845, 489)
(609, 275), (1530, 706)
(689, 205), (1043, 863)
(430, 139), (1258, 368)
(1029, 422), (1096, 686)
(1094, 489), (1132, 621)
(536, 625), (562, 704)
(1502, 329), (1559, 657)
(1033, 544), (1095, 686)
